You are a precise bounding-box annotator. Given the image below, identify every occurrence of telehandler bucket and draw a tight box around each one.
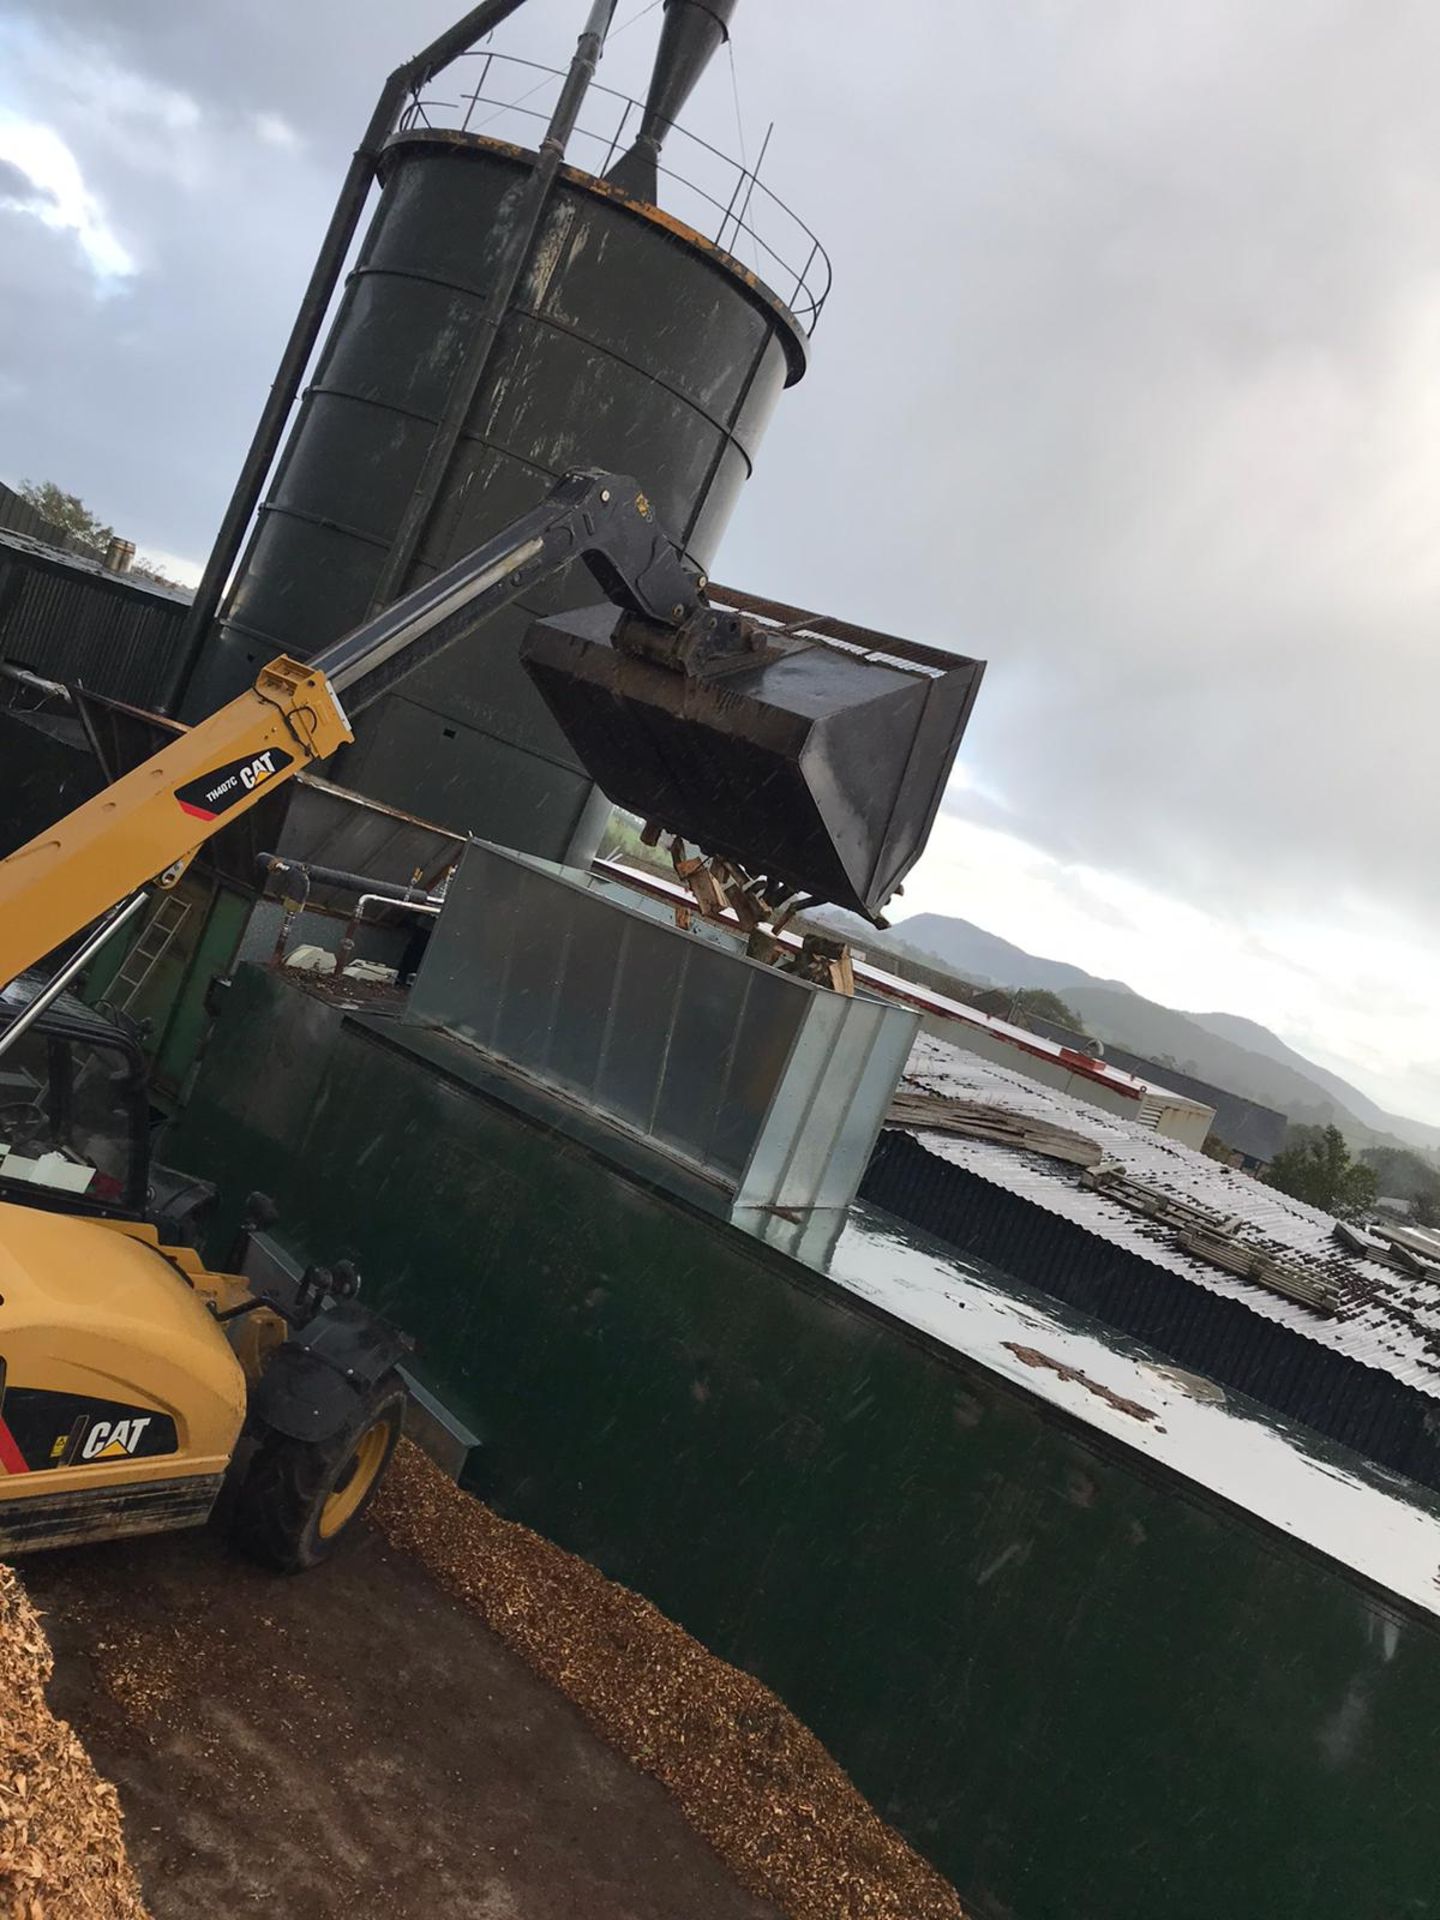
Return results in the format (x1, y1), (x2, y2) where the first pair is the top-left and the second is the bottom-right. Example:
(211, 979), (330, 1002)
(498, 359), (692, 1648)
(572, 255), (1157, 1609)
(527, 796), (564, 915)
(521, 594), (984, 923)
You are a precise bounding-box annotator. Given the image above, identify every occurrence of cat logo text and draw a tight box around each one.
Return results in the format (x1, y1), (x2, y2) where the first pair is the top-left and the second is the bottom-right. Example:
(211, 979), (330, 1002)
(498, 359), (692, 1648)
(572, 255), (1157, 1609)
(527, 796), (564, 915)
(239, 751), (280, 791)
(78, 1417), (153, 1462)
(174, 747), (295, 822)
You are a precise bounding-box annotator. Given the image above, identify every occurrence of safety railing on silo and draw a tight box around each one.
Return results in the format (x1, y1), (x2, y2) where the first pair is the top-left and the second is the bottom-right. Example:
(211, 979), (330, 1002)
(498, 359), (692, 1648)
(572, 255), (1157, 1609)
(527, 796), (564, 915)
(398, 51), (832, 333)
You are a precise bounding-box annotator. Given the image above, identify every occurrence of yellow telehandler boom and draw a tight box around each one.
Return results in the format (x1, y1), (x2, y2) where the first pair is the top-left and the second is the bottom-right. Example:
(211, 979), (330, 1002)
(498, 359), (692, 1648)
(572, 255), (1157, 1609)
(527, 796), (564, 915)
(0, 465), (982, 1570)
(2, 463), (984, 1027)
(0, 471), (702, 992)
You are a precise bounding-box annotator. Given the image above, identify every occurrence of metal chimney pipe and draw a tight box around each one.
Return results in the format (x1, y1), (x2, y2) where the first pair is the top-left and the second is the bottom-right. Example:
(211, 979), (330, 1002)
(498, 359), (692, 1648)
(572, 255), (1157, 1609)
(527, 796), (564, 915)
(606, 0), (738, 205)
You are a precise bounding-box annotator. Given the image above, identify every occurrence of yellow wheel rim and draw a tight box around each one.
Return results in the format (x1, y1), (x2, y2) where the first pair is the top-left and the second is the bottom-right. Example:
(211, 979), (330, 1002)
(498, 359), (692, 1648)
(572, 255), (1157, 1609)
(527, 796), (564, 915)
(318, 1416), (392, 1540)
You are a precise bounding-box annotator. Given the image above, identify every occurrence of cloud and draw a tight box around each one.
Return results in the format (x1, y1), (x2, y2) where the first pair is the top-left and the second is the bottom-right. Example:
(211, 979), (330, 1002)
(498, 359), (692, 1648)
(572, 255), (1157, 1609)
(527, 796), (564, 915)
(0, 155), (36, 202)
(0, 113), (135, 283)
(135, 547), (202, 588)
(252, 112), (301, 153)
(0, 10), (340, 549)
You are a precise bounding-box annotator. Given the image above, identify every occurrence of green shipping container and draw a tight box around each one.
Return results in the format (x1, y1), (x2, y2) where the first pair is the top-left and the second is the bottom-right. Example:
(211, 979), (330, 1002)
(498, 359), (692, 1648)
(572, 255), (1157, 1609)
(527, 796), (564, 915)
(171, 965), (1440, 1920)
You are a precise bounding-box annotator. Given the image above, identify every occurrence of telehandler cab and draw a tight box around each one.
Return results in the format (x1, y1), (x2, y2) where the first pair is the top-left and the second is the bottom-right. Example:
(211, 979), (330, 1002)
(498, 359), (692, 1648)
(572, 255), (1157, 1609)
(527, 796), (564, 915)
(0, 968), (407, 1568)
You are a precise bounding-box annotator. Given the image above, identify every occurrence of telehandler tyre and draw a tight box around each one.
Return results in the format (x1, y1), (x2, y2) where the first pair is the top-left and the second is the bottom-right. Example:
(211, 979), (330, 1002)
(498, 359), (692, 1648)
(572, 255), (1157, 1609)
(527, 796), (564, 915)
(231, 1374), (406, 1572)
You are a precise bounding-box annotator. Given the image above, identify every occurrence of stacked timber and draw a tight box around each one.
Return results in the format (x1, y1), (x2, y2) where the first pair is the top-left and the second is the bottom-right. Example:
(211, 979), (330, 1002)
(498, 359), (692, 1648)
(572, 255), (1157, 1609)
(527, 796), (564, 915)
(886, 1089), (1103, 1167)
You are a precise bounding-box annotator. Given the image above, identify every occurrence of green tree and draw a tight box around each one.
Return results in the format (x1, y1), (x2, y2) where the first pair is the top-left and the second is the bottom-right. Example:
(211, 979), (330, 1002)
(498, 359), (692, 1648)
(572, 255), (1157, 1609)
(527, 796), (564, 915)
(19, 479), (115, 554)
(1266, 1125), (1378, 1220)
(1359, 1145), (1440, 1214)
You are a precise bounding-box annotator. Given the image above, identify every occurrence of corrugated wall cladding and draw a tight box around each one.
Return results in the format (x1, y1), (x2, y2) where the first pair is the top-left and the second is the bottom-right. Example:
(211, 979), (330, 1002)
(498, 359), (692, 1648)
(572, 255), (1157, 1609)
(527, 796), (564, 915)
(0, 532), (190, 709)
(861, 1128), (1440, 1494)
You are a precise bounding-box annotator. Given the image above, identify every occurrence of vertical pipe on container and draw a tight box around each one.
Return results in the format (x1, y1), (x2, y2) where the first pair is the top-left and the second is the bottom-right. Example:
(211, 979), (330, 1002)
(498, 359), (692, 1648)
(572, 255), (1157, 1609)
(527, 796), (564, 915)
(166, 0), (534, 715)
(366, 0), (620, 614)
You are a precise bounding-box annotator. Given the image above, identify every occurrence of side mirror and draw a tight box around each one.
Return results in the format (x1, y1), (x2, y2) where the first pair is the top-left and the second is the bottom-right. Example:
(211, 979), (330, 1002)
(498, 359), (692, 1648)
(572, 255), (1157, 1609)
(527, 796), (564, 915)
(241, 1191), (281, 1232)
(225, 1190), (281, 1272)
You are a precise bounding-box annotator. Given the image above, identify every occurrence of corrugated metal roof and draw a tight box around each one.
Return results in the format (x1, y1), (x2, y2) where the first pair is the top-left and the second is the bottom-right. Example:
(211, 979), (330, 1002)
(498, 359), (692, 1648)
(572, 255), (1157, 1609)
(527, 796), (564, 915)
(896, 1032), (1440, 1400)
(0, 525), (192, 606)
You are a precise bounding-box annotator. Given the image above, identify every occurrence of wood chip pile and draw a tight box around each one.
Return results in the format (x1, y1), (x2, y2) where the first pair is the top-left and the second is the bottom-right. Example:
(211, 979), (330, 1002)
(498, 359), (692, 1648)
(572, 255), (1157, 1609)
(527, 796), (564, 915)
(0, 1564), (148, 1920)
(371, 1442), (967, 1920)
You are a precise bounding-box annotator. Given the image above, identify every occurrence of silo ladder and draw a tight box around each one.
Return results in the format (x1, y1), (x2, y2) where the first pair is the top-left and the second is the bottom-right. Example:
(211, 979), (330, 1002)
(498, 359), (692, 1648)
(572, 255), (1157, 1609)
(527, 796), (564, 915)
(105, 895), (192, 1015)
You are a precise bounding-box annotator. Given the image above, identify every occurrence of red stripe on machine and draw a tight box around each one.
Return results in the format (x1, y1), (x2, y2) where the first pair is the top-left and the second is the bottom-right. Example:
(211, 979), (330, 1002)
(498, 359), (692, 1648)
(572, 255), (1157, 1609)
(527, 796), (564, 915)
(0, 1418), (30, 1475)
(177, 801), (218, 821)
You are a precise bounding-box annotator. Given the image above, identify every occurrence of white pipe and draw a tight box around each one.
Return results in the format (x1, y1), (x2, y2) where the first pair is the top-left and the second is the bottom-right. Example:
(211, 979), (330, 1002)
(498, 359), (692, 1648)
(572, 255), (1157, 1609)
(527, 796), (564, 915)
(356, 894), (441, 919)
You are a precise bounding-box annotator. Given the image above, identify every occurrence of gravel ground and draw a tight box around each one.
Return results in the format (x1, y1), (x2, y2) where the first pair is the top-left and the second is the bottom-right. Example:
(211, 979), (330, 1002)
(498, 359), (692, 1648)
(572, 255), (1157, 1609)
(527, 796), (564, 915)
(11, 1443), (966, 1919)
(0, 1563), (147, 1919)
(20, 1518), (781, 1920)
(372, 1442), (967, 1920)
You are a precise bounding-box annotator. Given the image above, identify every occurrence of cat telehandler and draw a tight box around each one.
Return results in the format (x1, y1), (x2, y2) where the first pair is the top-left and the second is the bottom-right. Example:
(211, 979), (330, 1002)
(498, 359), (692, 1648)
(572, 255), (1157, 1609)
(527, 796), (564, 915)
(0, 470), (979, 1570)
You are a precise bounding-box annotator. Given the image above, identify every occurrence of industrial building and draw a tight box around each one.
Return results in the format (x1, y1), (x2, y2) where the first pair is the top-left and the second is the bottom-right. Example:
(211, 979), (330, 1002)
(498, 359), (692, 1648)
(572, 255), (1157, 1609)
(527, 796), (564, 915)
(0, 500), (192, 712)
(865, 1030), (1440, 1490)
(855, 962), (1218, 1146)
(4, 5), (1440, 1920)
(1021, 1009), (1289, 1169)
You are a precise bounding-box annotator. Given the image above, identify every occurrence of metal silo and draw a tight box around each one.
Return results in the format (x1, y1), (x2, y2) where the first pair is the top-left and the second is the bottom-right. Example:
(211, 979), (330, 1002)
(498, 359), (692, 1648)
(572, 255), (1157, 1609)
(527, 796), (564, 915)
(180, 1), (824, 863)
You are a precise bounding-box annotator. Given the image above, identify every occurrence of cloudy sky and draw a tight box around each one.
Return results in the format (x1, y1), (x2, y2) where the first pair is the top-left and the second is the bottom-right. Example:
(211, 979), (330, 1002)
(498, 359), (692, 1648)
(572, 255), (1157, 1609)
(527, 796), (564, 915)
(2, 0), (1438, 1123)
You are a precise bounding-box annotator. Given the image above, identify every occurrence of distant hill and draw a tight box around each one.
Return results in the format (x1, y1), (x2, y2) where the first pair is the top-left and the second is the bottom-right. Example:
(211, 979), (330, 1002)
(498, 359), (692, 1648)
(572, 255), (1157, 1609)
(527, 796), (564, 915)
(889, 913), (1134, 998)
(1060, 986), (1380, 1138)
(869, 911), (1438, 1160)
(1190, 1012), (1440, 1153)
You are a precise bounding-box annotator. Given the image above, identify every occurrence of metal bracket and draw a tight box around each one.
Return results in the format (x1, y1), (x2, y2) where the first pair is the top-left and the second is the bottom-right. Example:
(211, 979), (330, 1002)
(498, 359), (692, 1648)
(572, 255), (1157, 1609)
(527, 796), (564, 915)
(612, 606), (778, 680)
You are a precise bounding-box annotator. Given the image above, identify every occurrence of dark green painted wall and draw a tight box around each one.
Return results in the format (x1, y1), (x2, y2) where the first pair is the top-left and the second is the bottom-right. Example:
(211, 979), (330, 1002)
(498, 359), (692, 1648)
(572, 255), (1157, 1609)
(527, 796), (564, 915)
(173, 967), (1440, 1920)
(0, 713), (104, 858)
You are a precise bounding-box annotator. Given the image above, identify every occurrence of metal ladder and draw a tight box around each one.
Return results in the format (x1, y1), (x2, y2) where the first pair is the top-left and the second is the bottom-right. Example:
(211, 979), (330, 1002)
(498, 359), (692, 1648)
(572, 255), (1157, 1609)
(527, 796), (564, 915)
(103, 894), (192, 1016)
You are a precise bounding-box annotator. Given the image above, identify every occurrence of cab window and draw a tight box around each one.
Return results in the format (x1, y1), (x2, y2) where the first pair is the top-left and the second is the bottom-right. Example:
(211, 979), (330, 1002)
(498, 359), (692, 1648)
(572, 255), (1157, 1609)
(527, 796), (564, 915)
(0, 1030), (138, 1205)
